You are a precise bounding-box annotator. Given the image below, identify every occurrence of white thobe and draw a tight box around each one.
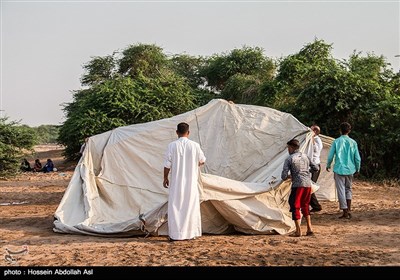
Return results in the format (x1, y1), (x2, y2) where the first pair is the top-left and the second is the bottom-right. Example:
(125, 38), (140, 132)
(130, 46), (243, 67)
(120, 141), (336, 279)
(312, 135), (323, 165)
(164, 137), (206, 240)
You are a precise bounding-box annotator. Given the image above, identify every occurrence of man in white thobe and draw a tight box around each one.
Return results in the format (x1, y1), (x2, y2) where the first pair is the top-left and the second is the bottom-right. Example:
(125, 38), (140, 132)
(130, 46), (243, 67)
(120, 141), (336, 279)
(163, 122), (206, 241)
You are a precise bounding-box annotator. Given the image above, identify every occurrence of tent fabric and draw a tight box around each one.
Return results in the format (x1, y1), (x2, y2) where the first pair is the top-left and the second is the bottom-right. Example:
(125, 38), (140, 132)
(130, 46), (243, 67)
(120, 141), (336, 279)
(53, 99), (336, 237)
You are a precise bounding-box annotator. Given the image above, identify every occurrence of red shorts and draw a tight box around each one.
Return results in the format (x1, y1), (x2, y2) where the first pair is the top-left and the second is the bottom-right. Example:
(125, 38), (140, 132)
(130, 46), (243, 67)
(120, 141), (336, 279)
(288, 187), (312, 220)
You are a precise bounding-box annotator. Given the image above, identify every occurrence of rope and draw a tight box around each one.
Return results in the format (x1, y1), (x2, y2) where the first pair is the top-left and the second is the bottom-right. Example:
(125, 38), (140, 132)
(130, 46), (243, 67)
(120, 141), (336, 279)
(4, 245), (29, 265)
(139, 214), (150, 238)
(5, 245), (29, 256)
(194, 111), (202, 148)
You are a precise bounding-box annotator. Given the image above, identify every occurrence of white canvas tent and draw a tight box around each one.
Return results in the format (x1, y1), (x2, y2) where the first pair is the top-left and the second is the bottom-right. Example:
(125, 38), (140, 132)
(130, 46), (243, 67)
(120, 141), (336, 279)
(53, 99), (336, 237)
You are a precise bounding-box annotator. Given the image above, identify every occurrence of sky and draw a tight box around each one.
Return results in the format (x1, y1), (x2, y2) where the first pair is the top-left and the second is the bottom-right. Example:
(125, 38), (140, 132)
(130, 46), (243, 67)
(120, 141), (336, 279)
(1, 0), (399, 127)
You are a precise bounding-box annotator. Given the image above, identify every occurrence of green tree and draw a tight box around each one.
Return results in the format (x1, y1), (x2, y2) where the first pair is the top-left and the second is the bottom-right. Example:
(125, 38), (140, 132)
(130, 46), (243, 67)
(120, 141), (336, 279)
(0, 117), (38, 176)
(267, 38), (340, 119)
(59, 74), (195, 159)
(80, 55), (116, 86)
(170, 53), (206, 89)
(267, 38), (400, 179)
(220, 74), (263, 104)
(200, 46), (275, 92)
(343, 54), (400, 179)
(34, 125), (60, 144)
(60, 43), (201, 159)
(59, 40), (400, 180)
(118, 43), (168, 79)
(169, 54), (218, 106)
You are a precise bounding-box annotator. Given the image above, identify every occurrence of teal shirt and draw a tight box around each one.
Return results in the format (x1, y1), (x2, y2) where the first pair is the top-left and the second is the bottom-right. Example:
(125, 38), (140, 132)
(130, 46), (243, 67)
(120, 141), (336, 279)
(327, 135), (361, 175)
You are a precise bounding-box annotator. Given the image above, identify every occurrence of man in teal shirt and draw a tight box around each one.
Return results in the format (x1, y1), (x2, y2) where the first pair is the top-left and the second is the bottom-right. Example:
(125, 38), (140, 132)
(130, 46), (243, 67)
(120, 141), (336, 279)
(326, 122), (361, 219)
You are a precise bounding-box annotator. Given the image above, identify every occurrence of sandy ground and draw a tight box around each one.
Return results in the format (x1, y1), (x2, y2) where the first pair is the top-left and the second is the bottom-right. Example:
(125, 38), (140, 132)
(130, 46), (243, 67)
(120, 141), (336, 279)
(0, 145), (399, 274)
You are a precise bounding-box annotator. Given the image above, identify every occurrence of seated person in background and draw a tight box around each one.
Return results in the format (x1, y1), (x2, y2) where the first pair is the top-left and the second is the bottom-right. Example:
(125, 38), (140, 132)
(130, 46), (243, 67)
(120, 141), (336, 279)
(42, 158), (55, 173)
(33, 159), (42, 172)
(20, 159), (32, 172)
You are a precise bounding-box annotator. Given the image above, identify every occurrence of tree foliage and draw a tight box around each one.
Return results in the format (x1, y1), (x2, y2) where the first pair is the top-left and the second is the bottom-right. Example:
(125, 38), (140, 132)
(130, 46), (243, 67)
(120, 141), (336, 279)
(80, 55), (116, 86)
(58, 40), (399, 180)
(170, 53), (206, 89)
(200, 46), (275, 93)
(118, 43), (168, 79)
(33, 125), (60, 144)
(260, 39), (400, 179)
(0, 117), (38, 176)
(220, 74), (263, 104)
(59, 44), (196, 159)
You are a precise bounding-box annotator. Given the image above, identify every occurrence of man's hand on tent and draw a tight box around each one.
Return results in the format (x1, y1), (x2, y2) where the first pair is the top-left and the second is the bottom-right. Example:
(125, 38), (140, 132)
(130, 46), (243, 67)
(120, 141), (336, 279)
(163, 178), (169, 188)
(282, 175), (291, 181)
(163, 167), (170, 188)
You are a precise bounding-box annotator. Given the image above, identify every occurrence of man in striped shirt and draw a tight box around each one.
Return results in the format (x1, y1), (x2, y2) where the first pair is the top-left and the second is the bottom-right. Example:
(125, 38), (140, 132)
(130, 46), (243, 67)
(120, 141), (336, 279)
(281, 138), (319, 237)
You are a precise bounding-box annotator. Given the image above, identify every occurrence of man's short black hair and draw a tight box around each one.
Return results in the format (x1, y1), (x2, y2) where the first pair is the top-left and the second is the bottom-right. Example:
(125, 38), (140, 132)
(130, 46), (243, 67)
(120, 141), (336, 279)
(340, 122), (351, 134)
(177, 122), (189, 134)
(287, 138), (300, 149)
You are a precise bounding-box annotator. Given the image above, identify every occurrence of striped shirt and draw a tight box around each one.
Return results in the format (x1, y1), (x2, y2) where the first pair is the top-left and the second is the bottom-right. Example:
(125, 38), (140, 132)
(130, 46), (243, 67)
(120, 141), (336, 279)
(281, 151), (319, 188)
